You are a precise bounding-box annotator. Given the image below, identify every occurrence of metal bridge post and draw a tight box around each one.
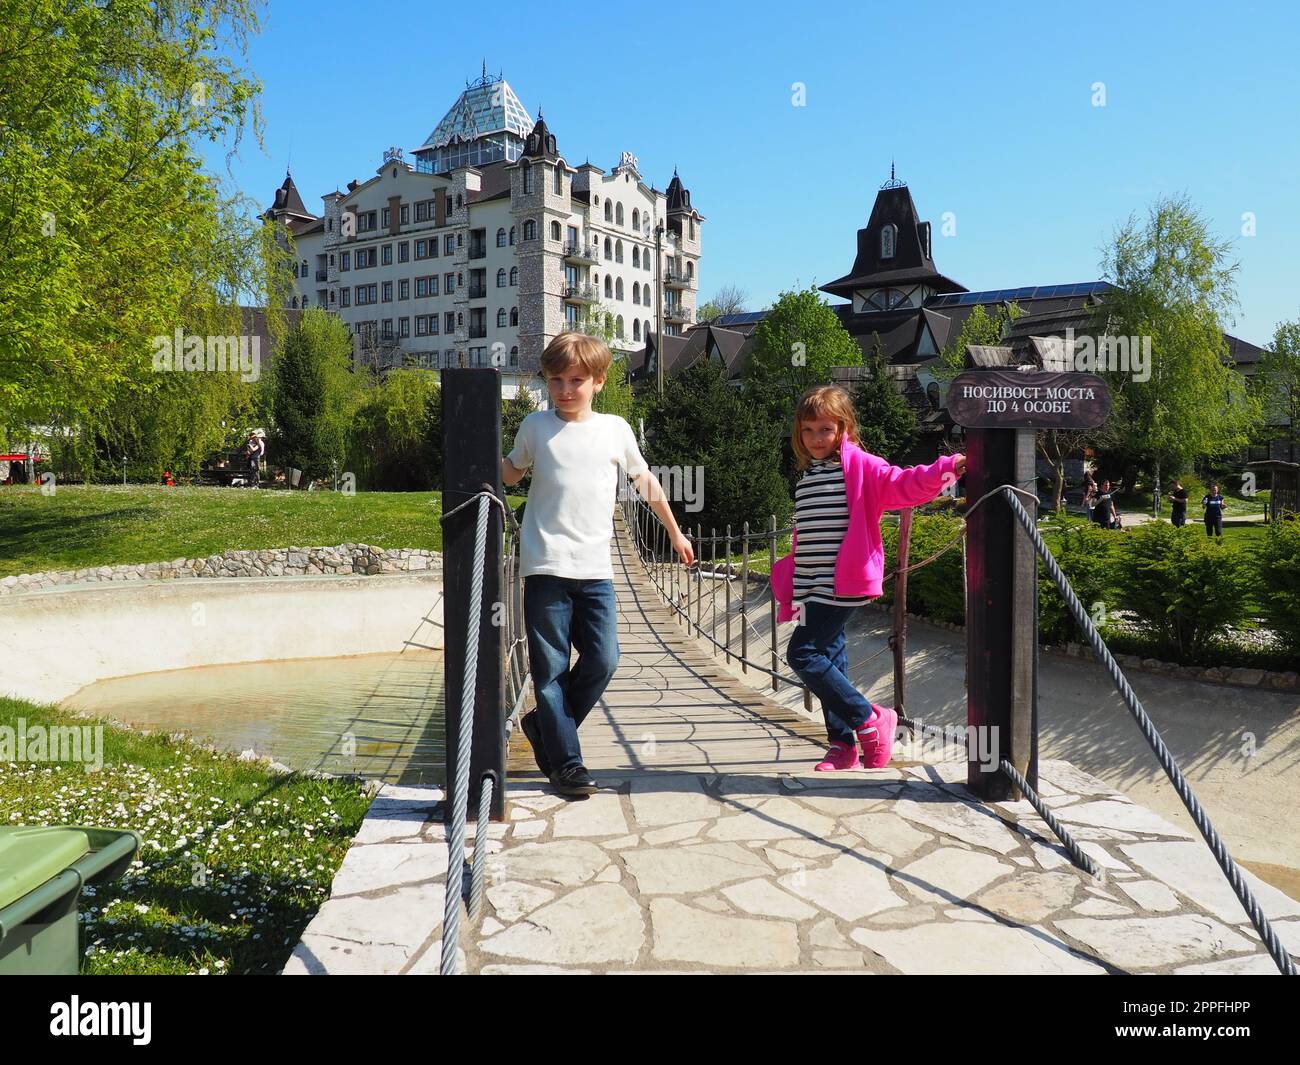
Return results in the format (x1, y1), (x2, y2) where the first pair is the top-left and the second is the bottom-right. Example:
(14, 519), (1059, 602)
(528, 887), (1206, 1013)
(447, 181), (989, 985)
(442, 367), (507, 822)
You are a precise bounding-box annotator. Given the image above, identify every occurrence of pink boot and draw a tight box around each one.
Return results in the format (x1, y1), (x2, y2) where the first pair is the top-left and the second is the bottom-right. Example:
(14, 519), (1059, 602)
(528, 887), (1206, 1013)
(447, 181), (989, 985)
(814, 740), (861, 772)
(857, 705), (898, 769)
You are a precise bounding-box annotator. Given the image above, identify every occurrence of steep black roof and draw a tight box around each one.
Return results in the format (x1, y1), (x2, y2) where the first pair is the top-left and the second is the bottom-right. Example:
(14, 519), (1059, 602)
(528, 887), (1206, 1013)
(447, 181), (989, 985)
(521, 109), (559, 161)
(821, 182), (964, 298)
(266, 170), (314, 221)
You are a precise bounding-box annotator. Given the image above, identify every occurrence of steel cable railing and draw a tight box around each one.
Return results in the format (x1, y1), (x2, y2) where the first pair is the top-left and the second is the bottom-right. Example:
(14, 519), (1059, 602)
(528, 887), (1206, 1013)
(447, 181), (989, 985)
(436, 484), (529, 975)
(616, 469), (1294, 975)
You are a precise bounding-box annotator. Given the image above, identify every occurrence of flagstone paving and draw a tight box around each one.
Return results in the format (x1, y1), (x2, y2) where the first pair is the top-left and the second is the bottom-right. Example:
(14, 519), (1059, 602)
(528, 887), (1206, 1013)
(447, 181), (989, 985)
(285, 511), (1300, 975)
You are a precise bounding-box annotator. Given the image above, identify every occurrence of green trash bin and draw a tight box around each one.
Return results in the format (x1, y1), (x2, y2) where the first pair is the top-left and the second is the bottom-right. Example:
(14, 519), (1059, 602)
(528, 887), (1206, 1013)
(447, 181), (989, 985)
(0, 826), (141, 974)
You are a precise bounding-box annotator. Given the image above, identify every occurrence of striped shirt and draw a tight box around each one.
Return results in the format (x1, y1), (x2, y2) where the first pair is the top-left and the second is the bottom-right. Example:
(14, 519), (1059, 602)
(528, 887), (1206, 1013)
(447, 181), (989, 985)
(793, 452), (872, 608)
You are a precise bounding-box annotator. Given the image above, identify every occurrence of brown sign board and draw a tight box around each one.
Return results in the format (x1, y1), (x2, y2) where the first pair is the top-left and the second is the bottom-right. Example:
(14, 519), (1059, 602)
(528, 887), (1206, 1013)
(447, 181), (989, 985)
(946, 370), (1111, 430)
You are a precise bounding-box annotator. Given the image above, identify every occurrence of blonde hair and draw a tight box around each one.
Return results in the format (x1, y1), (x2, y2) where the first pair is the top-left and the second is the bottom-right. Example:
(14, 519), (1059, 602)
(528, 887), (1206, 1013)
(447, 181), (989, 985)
(539, 332), (611, 382)
(791, 384), (862, 471)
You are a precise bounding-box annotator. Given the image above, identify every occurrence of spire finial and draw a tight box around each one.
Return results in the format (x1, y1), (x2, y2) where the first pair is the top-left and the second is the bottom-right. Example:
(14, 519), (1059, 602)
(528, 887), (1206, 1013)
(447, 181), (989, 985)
(891, 159), (895, 181)
(482, 58), (487, 81)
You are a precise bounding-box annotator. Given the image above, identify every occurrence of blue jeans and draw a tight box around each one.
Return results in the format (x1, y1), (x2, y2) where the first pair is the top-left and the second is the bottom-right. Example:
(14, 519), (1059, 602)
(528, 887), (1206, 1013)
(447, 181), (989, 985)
(523, 575), (620, 774)
(785, 600), (876, 745)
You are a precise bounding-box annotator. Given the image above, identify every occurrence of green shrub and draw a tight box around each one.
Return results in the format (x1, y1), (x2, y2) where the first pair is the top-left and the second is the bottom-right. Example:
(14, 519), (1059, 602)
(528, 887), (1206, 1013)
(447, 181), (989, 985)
(881, 513), (965, 624)
(1254, 519), (1300, 656)
(1038, 516), (1121, 645)
(1114, 521), (1253, 659)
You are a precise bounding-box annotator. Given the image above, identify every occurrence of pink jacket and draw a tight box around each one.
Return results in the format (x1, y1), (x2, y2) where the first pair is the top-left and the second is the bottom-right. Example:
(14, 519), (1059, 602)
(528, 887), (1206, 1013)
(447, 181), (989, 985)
(770, 440), (961, 623)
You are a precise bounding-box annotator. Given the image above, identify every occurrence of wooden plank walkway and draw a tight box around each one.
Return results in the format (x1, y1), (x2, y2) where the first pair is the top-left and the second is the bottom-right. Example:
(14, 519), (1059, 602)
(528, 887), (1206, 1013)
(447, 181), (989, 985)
(506, 508), (830, 780)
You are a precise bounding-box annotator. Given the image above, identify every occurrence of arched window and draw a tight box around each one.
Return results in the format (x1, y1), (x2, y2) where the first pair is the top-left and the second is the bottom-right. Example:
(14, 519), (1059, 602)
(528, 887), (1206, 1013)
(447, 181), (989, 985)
(686, 261), (694, 279)
(633, 282), (640, 304)
(604, 237), (612, 259)
(523, 219), (537, 241)
(497, 308), (507, 327)
(327, 218), (333, 232)
(521, 161), (532, 194)
(881, 223), (897, 260)
(604, 200), (612, 222)
(496, 268), (507, 287)
(496, 227), (507, 247)
(632, 208), (640, 230)
(633, 247), (640, 268)
(509, 266), (518, 285)
(634, 319), (641, 341)
(616, 278), (624, 301)
(604, 276), (613, 298)
(510, 345), (518, 365)
(510, 307), (518, 326)
(616, 314), (625, 338)
(689, 220), (696, 240)
(554, 167), (562, 194)
(509, 225), (516, 245)
(616, 203), (624, 226)
(550, 220), (561, 241)
(455, 193), (463, 208)
(615, 239), (623, 263)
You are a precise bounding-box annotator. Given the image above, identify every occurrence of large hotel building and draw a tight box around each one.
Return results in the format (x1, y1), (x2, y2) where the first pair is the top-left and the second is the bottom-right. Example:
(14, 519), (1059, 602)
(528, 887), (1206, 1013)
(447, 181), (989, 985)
(265, 71), (703, 402)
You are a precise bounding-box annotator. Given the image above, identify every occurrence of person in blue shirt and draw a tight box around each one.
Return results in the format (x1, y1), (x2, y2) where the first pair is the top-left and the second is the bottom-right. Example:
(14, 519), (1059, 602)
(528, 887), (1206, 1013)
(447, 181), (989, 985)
(1202, 483), (1226, 539)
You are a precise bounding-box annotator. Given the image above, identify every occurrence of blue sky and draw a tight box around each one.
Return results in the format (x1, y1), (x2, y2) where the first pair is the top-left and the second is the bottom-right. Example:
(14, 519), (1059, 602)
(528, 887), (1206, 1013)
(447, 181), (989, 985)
(210, 0), (1300, 346)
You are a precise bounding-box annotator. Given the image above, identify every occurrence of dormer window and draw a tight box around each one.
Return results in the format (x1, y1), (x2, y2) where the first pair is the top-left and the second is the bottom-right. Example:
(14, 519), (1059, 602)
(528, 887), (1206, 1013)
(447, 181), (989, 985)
(881, 224), (897, 260)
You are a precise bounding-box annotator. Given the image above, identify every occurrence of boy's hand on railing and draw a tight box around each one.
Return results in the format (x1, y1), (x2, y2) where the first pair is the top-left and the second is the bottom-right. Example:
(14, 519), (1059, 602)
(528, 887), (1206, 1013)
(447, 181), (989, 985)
(671, 531), (695, 567)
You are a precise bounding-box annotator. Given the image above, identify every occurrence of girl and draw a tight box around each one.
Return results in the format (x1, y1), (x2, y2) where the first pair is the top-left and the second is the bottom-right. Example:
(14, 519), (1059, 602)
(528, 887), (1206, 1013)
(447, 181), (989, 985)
(770, 385), (965, 772)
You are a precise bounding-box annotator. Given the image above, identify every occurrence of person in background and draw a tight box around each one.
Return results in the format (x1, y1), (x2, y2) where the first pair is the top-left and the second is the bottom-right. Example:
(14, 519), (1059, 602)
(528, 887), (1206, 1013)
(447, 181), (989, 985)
(245, 432), (264, 489)
(1092, 479), (1119, 529)
(1203, 482), (1226, 539)
(1169, 480), (1189, 527)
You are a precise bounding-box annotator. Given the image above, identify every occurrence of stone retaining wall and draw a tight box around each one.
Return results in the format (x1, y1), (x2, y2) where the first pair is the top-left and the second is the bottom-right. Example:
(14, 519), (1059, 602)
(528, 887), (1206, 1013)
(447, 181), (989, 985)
(0, 544), (441, 596)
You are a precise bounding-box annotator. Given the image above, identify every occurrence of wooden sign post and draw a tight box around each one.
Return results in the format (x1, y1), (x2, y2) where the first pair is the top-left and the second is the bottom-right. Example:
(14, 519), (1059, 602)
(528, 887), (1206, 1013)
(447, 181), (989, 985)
(948, 362), (1110, 800)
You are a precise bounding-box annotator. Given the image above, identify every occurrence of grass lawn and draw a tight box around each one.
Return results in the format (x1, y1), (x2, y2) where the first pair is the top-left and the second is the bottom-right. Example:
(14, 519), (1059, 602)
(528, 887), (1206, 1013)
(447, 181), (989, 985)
(0, 697), (371, 975)
(0, 485), (518, 579)
(1117, 476), (1268, 517)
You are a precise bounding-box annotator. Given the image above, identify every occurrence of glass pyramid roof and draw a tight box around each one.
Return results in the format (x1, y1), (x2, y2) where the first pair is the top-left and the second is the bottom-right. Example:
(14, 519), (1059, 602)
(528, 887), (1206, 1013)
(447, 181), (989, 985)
(421, 78), (532, 149)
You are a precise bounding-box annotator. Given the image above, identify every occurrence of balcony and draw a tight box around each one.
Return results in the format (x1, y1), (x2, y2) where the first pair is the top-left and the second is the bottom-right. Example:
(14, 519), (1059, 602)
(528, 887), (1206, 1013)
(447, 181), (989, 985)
(664, 269), (690, 288)
(468, 244), (487, 260)
(564, 283), (599, 304)
(467, 284), (488, 300)
(664, 303), (690, 322)
(315, 269), (328, 282)
(563, 241), (599, 263)
(468, 325), (488, 339)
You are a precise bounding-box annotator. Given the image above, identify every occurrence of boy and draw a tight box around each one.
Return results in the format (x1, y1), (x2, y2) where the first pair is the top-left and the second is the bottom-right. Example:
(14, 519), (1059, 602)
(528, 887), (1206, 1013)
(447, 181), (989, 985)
(501, 333), (694, 797)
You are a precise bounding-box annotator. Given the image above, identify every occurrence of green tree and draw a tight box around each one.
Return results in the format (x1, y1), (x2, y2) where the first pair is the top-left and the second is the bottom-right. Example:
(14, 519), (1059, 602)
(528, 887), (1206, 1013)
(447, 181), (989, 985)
(573, 308), (635, 421)
(852, 334), (917, 461)
(935, 302), (1024, 381)
(0, 1), (273, 462)
(1255, 314), (1300, 460)
(1097, 194), (1263, 510)
(743, 286), (863, 421)
(349, 369), (439, 490)
(641, 359), (790, 547)
(271, 310), (361, 483)
(741, 286), (863, 490)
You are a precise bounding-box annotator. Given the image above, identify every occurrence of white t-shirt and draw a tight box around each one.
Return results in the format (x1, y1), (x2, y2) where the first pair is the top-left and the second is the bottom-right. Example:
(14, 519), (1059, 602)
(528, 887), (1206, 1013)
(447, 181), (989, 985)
(507, 409), (649, 578)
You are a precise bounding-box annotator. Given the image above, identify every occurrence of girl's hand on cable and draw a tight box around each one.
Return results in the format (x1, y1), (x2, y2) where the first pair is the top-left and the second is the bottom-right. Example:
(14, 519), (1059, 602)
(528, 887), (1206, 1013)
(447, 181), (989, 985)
(672, 531), (695, 567)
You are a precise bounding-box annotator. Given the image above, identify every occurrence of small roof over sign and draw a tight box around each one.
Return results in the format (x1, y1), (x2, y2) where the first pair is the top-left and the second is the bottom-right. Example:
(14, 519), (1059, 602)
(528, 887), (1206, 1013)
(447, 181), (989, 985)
(966, 344), (1014, 368)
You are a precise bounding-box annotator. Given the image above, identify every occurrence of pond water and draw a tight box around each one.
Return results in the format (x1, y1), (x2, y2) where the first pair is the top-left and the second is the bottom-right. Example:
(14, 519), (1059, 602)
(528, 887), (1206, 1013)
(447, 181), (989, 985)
(63, 651), (446, 786)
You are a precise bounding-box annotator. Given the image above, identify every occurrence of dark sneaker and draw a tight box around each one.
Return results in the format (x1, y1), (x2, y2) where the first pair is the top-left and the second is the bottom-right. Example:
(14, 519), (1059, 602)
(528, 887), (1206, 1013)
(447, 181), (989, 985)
(519, 711), (552, 778)
(550, 764), (598, 797)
